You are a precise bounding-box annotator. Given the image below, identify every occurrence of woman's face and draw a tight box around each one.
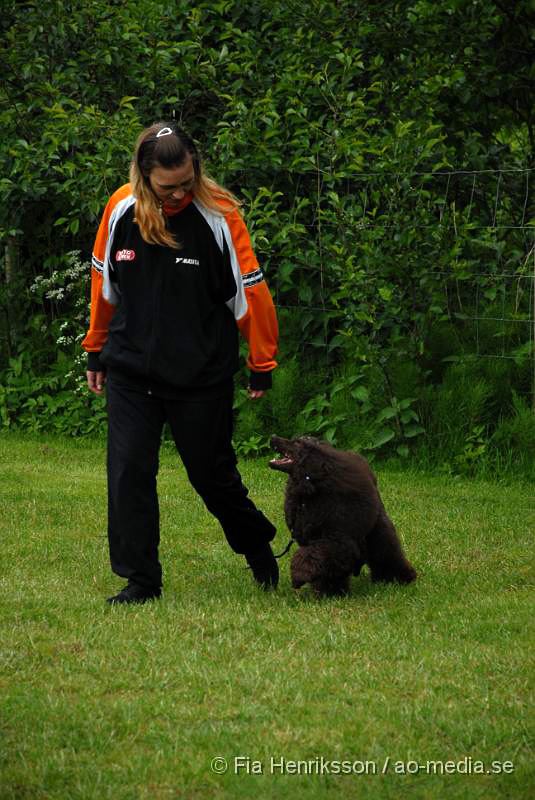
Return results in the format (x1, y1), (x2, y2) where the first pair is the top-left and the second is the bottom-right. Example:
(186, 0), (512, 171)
(148, 157), (195, 207)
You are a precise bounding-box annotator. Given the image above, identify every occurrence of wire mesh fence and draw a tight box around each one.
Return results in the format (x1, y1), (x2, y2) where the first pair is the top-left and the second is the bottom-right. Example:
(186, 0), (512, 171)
(267, 167), (535, 408)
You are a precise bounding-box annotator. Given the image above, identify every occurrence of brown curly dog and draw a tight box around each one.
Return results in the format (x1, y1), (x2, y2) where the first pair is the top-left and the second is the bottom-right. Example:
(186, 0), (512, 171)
(269, 435), (417, 596)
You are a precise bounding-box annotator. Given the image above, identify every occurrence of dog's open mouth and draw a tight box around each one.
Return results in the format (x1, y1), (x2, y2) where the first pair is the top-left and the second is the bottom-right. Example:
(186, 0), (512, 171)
(269, 454), (293, 470)
(269, 436), (294, 472)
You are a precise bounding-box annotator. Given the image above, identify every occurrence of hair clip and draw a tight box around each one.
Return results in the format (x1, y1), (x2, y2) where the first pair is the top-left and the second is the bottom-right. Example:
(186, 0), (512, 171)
(156, 127), (173, 138)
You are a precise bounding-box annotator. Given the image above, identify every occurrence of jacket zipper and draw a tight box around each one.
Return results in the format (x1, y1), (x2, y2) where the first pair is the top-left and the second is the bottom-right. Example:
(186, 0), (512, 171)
(145, 249), (162, 377)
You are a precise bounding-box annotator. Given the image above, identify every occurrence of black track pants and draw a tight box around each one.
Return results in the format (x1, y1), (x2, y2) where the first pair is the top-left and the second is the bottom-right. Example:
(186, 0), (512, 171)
(106, 378), (276, 589)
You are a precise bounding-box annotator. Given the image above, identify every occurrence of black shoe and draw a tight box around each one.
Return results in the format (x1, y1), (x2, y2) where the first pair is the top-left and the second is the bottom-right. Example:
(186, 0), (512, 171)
(106, 583), (161, 606)
(245, 544), (279, 589)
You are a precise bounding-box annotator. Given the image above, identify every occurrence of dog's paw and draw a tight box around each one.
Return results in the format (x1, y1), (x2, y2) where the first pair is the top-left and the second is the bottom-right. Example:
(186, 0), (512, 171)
(312, 577), (351, 597)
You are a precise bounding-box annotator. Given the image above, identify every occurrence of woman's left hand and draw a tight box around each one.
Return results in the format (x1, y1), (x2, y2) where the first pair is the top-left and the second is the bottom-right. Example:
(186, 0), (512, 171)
(248, 389), (265, 400)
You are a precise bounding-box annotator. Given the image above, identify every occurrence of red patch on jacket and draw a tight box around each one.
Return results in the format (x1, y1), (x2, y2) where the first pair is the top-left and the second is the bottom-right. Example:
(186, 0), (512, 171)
(115, 249), (136, 262)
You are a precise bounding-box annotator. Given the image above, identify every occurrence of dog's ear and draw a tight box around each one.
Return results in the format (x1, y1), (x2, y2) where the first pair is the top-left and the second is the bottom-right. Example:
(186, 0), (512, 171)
(298, 440), (331, 483)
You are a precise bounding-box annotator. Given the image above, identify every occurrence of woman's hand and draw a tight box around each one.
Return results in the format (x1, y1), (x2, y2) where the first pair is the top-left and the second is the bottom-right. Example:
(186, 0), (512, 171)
(86, 371), (106, 395)
(248, 389), (265, 400)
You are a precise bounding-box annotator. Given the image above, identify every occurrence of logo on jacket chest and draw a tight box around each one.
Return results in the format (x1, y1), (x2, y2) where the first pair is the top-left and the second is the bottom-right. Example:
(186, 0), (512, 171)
(175, 257), (200, 266)
(115, 249), (136, 262)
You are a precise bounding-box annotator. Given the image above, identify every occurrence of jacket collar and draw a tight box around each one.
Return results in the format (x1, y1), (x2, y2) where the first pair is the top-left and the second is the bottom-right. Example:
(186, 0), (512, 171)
(162, 192), (193, 216)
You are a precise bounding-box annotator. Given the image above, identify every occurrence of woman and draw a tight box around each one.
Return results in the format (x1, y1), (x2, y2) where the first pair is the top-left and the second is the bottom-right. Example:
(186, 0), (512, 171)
(82, 121), (279, 605)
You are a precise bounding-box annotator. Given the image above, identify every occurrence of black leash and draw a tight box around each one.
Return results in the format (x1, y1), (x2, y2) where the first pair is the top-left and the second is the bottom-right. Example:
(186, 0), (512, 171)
(274, 538), (295, 559)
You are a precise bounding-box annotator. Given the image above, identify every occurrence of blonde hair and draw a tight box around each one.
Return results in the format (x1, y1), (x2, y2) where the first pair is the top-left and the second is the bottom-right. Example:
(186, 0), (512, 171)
(129, 122), (242, 249)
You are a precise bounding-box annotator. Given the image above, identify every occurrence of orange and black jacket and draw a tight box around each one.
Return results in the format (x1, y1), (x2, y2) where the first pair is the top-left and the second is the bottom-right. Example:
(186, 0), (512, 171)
(82, 185), (278, 392)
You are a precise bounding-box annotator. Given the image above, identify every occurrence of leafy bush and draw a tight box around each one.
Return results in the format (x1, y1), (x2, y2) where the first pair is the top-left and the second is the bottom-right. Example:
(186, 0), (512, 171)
(0, 252), (107, 437)
(490, 393), (535, 477)
(1, 350), (107, 437)
(1, 1), (534, 478)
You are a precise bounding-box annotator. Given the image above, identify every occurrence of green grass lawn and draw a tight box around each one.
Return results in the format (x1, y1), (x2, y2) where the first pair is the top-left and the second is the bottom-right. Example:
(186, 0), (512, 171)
(0, 433), (533, 800)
